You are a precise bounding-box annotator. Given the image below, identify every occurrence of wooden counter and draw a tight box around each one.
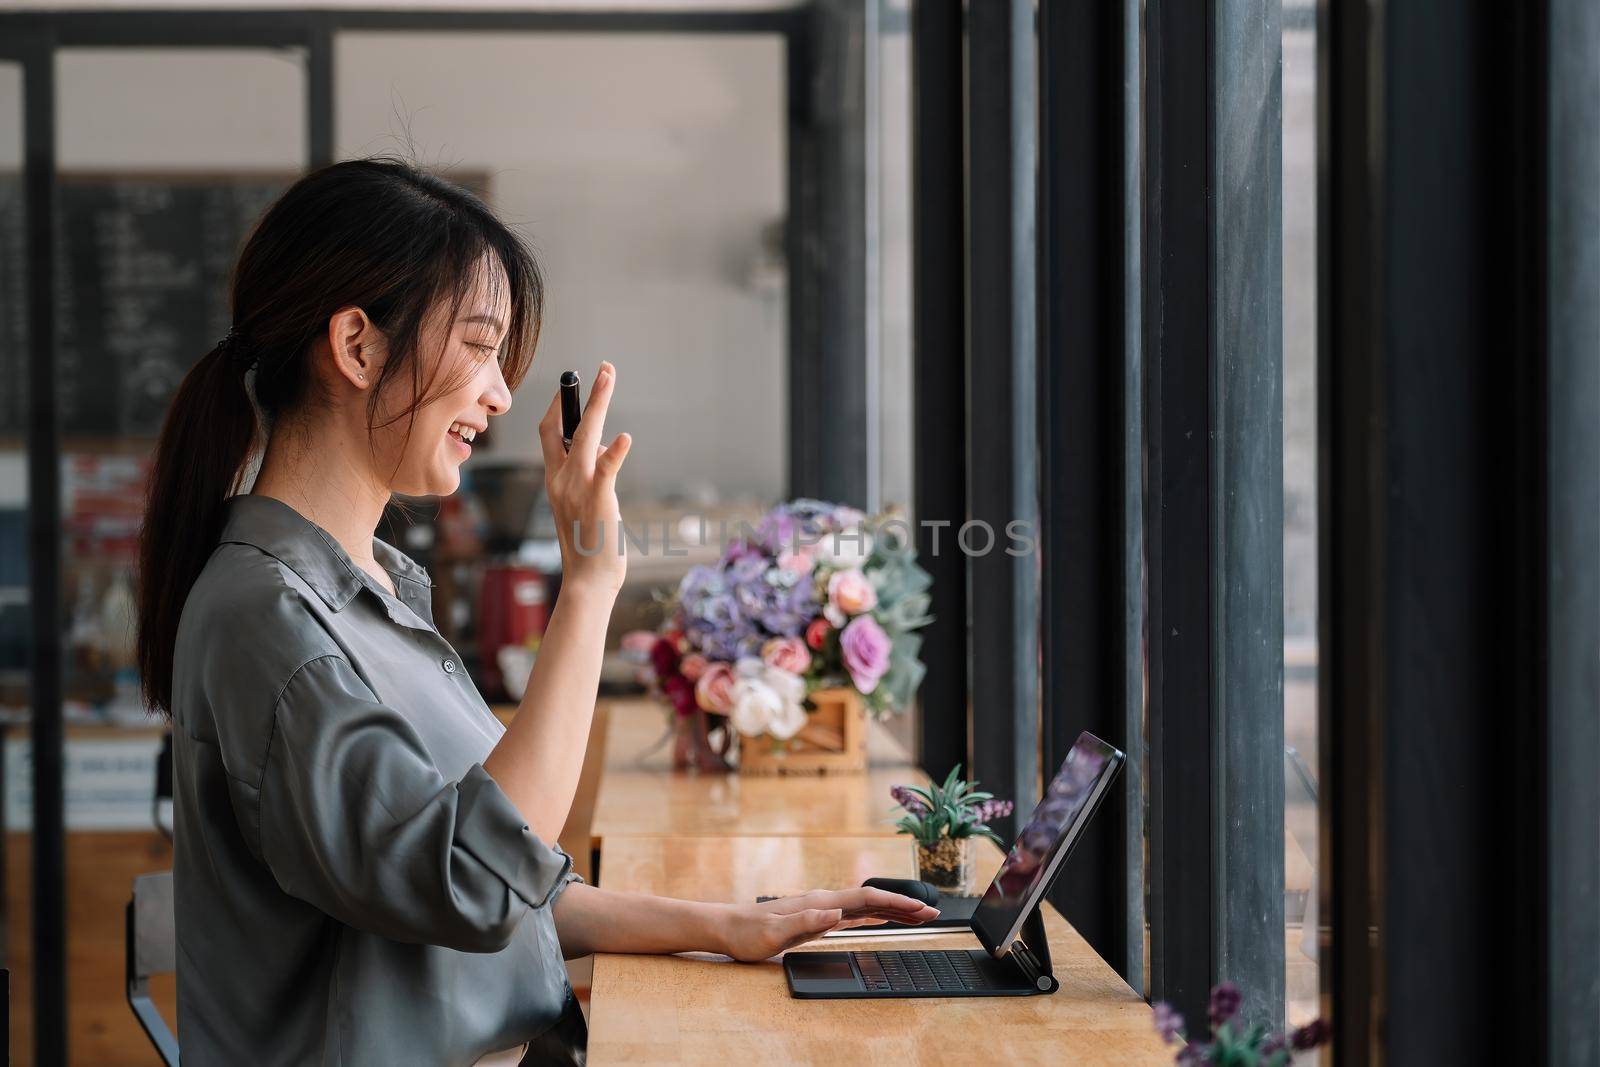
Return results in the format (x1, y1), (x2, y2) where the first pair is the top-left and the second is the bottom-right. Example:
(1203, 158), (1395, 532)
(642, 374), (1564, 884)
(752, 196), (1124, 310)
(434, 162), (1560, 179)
(589, 700), (930, 848)
(586, 834), (1170, 1066)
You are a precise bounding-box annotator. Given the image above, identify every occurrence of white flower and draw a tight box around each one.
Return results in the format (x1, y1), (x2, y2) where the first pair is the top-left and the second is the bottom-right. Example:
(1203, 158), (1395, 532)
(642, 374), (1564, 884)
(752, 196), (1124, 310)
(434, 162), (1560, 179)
(728, 669), (808, 740)
(812, 525), (874, 567)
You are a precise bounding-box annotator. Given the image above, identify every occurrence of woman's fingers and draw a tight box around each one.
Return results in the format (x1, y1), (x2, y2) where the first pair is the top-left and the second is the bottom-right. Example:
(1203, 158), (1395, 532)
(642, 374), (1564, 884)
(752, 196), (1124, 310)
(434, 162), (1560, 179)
(571, 361), (616, 465)
(537, 388), (566, 473)
(764, 888), (938, 924)
(596, 432), (632, 483)
(782, 908), (843, 946)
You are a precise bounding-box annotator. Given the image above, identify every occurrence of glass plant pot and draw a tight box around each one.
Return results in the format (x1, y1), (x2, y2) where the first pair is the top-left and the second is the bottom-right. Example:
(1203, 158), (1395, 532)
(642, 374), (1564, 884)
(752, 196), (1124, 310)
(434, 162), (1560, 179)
(913, 836), (974, 895)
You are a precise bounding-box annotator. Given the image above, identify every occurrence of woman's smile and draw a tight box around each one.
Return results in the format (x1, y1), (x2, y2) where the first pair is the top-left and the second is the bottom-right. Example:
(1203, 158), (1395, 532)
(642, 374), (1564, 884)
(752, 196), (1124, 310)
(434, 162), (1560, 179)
(447, 420), (482, 457)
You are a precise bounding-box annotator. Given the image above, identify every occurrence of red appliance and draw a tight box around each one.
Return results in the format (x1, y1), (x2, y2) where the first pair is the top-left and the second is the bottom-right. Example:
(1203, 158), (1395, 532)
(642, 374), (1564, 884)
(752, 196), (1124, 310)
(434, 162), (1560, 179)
(477, 564), (549, 701)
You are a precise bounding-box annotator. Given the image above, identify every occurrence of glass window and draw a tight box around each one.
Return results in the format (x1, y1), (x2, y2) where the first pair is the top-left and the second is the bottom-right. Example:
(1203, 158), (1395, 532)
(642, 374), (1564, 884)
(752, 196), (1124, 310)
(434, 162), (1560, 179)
(0, 54), (34, 1067)
(1281, 1), (1320, 1029)
(50, 45), (307, 1062)
(334, 30), (788, 687)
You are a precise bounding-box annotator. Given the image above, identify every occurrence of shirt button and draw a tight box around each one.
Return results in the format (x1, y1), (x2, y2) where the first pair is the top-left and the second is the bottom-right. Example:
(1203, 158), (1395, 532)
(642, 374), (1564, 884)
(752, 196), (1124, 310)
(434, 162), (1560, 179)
(442, 658), (457, 674)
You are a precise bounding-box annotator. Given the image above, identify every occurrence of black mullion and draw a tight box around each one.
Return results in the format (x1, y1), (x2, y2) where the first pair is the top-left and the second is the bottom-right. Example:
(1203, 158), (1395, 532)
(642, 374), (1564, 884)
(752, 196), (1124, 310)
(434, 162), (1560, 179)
(1036, 0), (1130, 979)
(0, 9), (795, 42)
(1319, 0), (1567, 1060)
(786, 1), (868, 506)
(18, 27), (66, 1067)
(306, 13), (334, 170)
(1314, 0), (1380, 1054)
(1143, 0), (1215, 1032)
(909, 0), (968, 780)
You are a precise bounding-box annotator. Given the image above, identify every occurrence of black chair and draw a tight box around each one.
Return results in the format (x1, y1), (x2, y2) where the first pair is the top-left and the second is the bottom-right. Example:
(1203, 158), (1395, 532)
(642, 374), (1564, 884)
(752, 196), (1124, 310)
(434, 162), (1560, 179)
(126, 871), (179, 1066)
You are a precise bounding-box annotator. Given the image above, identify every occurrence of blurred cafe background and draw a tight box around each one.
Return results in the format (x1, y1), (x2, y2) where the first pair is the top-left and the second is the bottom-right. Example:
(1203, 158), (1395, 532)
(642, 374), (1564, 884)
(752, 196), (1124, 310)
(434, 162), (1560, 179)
(0, 6), (923, 1061)
(0, 0), (1594, 1065)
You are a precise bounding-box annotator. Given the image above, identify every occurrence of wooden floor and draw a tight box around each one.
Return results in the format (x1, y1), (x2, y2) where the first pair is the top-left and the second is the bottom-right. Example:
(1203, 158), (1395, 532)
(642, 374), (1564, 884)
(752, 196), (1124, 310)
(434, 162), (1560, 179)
(7, 829), (177, 1067)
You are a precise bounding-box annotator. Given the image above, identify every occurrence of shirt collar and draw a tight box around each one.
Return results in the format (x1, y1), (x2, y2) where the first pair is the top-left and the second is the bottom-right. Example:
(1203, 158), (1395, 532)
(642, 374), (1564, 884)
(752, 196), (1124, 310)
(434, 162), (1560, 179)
(218, 494), (433, 613)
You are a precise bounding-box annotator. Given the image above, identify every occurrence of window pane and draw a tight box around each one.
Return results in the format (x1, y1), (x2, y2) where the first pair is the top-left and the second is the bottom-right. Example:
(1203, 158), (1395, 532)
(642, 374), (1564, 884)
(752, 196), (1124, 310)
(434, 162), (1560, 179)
(0, 55), (35, 1067)
(334, 30), (788, 693)
(51, 46), (307, 1061)
(1281, 1), (1320, 1029)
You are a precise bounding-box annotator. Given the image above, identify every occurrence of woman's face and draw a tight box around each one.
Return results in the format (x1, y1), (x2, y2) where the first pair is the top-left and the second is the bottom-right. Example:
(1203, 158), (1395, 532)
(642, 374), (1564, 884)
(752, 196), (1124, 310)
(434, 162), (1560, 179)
(372, 256), (515, 497)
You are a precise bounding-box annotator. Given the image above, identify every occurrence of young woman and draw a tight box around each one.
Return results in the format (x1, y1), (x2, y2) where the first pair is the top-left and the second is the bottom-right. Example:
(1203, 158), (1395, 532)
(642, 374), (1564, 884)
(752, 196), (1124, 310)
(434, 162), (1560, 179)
(136, 158), (935, 1067)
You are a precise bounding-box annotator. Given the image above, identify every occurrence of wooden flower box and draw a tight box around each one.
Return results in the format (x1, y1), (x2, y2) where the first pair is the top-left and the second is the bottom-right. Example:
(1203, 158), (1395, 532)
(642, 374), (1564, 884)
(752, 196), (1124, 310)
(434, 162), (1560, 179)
(738, 686), (867, 776)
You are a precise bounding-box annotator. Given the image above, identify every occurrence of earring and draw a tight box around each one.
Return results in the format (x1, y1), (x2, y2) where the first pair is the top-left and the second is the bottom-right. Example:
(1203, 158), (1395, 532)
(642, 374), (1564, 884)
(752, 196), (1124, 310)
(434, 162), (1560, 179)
(358, 372), (366, 380)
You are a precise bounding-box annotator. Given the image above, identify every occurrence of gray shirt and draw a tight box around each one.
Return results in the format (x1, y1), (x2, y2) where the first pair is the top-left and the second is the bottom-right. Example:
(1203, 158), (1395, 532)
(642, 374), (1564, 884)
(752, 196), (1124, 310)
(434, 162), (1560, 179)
(170, 493), (585, 1066)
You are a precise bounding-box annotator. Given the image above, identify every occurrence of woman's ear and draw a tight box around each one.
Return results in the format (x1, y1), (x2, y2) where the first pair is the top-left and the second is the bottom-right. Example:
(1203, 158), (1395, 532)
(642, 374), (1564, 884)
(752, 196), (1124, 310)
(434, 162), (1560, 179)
(327, 305), (383, 389)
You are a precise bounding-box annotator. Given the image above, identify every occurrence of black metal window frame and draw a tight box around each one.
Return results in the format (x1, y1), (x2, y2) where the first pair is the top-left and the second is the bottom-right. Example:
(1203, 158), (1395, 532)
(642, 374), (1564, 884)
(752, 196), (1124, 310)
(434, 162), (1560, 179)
(1318, 0), (1600, 1061)
(0, 7), (868, 1060)
(912, 0), (1286, 1028)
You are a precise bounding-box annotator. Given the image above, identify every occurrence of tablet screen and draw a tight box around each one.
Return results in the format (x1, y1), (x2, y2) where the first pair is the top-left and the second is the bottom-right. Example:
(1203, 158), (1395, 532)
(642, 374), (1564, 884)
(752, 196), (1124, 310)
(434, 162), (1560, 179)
(971, 732), (1124, 953)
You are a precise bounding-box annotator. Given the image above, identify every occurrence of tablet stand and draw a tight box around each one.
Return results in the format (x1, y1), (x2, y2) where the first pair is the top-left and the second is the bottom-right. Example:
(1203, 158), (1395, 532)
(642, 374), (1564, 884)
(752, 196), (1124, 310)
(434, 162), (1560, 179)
(1007, 903), (1059, 994)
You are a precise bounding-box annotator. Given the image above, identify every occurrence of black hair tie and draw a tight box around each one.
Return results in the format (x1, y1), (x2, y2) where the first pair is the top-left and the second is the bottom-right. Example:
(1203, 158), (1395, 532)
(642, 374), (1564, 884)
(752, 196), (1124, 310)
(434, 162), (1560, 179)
(217, 324), (256, 368)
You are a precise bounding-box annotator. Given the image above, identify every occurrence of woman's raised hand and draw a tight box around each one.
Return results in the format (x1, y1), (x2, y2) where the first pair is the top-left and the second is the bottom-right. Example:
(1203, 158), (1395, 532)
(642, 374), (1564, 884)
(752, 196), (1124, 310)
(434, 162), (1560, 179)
(716, 887), (941, 963)
(538, 361), (632, 595)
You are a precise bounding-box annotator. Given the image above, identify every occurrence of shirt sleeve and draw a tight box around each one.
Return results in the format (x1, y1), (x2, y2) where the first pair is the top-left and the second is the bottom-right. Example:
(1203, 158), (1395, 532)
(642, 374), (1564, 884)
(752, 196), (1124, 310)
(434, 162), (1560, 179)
(258, 652), (574, 953)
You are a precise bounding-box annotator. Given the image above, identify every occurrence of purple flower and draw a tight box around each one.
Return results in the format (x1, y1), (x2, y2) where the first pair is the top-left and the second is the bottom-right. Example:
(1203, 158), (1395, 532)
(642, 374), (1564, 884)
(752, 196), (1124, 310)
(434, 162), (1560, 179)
(891, 785), (929, 816)
(839, 614), (892, 693)
(1152, 1001), (1185, 1045)
(1207, 983), (1242, 1028)
(1175, 1044), (1211, 1067)
(973, 798), (1014, 824)
(1290, 1019), (1331, 1051)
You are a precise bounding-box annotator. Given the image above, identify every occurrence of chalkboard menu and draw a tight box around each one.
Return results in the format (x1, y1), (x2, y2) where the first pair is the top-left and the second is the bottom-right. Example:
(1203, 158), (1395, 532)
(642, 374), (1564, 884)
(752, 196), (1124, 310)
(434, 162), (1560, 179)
(0, 169), (489, 438)
(0, 173), (288, 437)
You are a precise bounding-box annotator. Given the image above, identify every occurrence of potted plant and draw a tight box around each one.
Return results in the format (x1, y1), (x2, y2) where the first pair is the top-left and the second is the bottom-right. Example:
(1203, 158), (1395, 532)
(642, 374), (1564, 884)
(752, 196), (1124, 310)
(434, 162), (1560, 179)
(889, 766), (1013, 894)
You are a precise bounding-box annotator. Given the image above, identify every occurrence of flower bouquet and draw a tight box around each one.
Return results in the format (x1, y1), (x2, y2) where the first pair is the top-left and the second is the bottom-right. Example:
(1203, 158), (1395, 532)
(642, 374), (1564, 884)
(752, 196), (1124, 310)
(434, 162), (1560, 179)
(651, 498), (932, 773)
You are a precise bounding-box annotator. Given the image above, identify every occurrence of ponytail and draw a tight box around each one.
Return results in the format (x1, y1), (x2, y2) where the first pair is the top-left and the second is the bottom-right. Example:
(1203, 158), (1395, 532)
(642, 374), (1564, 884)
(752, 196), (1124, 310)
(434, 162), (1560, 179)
(136, 337), (258, 715)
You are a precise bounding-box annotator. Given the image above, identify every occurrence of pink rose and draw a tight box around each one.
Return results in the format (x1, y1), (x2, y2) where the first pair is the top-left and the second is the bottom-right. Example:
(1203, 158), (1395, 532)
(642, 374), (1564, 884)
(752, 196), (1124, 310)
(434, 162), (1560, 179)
(761, 635), (812, 675)
(695, 662), (737, 713)
(827, 568), (878, 616)
(679, 653), (710, 682)
(777, 551), (814, 577)
(840, 614), (892, 694)
(620, 630), (658, 657)
(804, 617), (832, 651)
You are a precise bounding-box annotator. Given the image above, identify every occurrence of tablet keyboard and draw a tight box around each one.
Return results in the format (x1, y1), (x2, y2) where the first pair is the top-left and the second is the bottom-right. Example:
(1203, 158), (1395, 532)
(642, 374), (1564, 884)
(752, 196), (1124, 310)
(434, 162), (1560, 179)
(850, 950), (989, 992)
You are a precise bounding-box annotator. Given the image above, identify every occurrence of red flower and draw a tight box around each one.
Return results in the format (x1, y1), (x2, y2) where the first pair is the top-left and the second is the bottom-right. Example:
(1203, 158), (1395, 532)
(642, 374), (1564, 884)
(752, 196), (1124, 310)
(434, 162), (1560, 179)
(650, 636), (681, 678)
(804, 617), (832, 651)
(661, 673), (697, 717)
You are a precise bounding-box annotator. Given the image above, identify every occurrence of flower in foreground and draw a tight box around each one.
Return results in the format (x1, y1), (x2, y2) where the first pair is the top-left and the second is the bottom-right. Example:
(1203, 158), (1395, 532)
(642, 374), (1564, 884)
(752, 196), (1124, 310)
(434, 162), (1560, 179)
(1207, 982), (1241, 1027)
(1151, 1001), (1184, 1045)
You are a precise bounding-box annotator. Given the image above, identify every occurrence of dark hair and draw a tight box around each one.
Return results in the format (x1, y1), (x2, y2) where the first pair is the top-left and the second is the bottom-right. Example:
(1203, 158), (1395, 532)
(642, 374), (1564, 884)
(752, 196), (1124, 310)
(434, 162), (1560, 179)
(137, 156), (544, 714)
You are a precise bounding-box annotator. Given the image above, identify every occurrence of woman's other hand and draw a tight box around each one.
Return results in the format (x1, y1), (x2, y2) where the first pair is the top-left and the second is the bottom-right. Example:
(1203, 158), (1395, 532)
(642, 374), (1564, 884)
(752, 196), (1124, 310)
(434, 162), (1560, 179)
(538, 361), (632, 595)
(716, 887), (941, 963)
